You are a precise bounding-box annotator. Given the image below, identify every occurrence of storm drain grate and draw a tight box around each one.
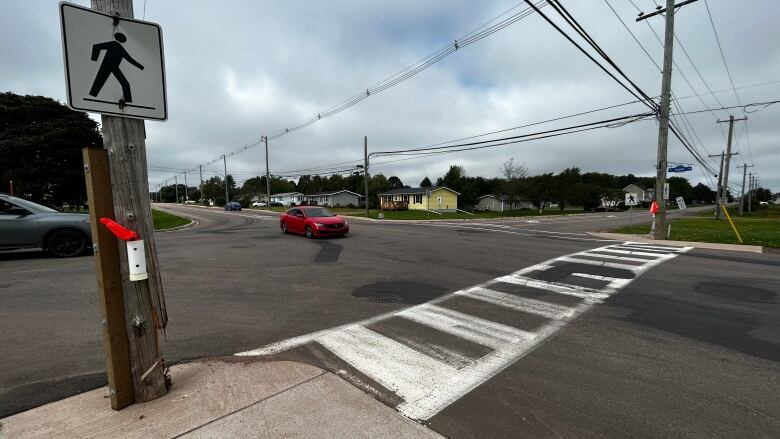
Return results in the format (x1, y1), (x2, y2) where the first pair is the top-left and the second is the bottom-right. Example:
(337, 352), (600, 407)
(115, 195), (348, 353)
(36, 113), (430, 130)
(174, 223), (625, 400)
(367, 292), (402, 303)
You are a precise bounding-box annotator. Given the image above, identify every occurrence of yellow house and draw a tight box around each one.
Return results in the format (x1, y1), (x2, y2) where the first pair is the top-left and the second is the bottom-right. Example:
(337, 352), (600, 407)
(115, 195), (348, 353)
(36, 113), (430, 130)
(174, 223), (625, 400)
(378, 187), (460, 212)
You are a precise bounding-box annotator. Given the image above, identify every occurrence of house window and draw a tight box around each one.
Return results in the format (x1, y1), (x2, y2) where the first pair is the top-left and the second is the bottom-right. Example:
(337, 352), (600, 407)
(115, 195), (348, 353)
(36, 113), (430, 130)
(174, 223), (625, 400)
(414, 194), (422, 204)
(402, 195), (409, 202)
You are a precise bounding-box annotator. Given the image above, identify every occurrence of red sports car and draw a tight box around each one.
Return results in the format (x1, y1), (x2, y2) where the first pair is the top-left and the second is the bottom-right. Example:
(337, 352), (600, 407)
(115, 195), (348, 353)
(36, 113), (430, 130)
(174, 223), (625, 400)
(280, 206), (349, 238)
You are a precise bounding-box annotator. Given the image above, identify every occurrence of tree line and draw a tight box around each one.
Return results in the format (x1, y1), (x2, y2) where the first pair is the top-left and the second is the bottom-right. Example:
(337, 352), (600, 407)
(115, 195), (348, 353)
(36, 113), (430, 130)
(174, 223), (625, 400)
(156, 159), (725, 211)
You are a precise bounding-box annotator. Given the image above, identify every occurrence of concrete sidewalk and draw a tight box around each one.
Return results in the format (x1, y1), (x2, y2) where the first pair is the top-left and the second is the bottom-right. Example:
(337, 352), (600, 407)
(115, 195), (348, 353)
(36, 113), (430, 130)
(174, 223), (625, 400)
(588, 232), (763, 253)
(0, 359), (442, 439)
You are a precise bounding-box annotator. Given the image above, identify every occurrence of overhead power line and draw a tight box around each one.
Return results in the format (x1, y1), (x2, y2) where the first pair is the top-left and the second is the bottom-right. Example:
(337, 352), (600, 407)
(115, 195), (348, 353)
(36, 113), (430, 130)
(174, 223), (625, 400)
(154, 1), (549, 184)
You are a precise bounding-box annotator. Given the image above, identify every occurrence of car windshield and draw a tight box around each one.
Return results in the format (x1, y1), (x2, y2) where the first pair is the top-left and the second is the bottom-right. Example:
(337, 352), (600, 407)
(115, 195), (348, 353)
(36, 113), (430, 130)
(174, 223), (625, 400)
(3, 196), (58, 213)
(304, 207), (335, 218)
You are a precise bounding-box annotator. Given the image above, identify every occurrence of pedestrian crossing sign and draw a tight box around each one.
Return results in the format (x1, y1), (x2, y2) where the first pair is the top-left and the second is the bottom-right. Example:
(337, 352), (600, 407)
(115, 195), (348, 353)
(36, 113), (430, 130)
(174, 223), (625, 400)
(625, 192), (639, 206)
(59, 2), (167, 120)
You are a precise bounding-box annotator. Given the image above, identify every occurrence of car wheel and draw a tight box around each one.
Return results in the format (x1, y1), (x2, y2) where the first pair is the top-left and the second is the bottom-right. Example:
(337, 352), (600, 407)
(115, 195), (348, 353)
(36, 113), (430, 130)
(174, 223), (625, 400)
(305, 226), (313, 239)
(46, 230), (87, 257)
(281, 222), (288, 234)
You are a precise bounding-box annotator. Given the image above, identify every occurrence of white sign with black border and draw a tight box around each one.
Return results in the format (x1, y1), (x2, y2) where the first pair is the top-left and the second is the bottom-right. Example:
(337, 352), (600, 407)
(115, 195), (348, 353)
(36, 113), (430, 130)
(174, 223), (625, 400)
(676, 196), (686, 210)
(625, 192), (639, 206)
(59, 2), (167, 120)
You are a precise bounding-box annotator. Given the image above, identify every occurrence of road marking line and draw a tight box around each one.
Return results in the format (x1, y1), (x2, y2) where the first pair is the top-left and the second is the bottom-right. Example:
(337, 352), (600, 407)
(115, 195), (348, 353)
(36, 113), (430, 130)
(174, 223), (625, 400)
(590, 248), (675, 258)
(493, 275), (610, 299)
(317, 325), (459, 407)
(398, 304), (536, 349)
(578, 251), (654, 263)
(554, 255), (643, 271)
(456, 287), (575, 320)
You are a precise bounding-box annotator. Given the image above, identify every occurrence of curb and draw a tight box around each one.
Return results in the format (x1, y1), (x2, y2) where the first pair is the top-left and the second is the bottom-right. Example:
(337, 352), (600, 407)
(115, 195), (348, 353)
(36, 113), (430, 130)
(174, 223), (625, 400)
(155, 218), (199, 233)
(587, 232), (763, 253)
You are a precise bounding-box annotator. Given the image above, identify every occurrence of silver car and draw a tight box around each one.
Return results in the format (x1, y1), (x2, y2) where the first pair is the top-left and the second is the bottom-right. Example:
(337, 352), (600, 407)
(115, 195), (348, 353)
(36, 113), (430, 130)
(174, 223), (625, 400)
(0, 193), (92, 257)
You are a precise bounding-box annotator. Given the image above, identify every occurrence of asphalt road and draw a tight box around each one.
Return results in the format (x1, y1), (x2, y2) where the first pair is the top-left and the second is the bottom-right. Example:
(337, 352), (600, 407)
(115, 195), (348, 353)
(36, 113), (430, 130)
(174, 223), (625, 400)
(1, 205), (778, 438)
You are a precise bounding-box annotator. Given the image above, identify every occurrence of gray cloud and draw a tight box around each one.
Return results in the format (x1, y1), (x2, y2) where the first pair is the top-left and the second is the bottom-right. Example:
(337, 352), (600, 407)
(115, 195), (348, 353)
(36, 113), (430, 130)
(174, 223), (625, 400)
(2, 0), (778, 191)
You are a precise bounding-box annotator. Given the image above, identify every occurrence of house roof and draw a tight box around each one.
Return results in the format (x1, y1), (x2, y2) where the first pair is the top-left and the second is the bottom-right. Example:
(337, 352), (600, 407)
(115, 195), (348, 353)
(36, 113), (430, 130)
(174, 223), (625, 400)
(306, 190), (363, 197)
(379, 186), (460, 196)
(271, 192), (303, 197)
(622, 184), (646, 192)
(477, 194), (508, 201)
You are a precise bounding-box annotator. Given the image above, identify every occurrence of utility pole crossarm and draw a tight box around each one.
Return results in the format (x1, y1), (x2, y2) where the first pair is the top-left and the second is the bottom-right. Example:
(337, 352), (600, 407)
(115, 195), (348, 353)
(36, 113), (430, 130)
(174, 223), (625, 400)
(636, 0), (700, 21)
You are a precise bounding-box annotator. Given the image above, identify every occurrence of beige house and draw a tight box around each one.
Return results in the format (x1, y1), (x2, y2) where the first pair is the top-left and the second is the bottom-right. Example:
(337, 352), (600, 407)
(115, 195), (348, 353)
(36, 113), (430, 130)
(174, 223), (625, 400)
(378, 187), (460, 212)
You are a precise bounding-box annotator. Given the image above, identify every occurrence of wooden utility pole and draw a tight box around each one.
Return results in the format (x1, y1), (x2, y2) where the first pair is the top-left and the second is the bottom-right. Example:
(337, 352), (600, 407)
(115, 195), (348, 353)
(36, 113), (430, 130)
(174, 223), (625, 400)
(715, 115), (746, 217)
(708, 149), (738, 219)
(637, 0), (701, 238)
(90, 0), (168, 405)
(174, 174), (179, 203)
(265, 136), (271, 210)
(363, 136), (370, 217)
(183, 171), (189, 202)
(651, 0), (675, 239)
(199, 165), (204, 205)
(222, 154), (229, 203)
(737, 163), (753, 216)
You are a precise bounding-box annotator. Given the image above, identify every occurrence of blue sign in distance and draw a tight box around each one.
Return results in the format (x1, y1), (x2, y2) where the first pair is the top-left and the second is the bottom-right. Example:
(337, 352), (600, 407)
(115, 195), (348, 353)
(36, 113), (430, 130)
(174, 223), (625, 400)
(668, 165), (693, 173)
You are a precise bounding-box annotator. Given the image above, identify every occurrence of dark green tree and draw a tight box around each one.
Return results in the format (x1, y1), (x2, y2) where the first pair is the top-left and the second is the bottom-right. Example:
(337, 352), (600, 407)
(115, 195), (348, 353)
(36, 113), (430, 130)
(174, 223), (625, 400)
(0, 92), (102, 207)
(420, 176), (432, 187)
(691, 182), (715, 203)
(387, 176), (404, 189)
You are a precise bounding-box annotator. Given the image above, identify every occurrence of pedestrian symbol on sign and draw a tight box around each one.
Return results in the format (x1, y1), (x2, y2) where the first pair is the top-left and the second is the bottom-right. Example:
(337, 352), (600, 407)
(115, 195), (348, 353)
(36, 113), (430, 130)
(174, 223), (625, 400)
(89, 32), (145, 103)
(628, 194), (635, 204)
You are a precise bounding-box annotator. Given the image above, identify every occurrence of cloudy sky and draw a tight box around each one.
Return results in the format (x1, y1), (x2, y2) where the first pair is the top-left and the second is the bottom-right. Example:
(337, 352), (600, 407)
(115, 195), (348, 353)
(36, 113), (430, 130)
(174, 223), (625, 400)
(3, 0), (778, 192)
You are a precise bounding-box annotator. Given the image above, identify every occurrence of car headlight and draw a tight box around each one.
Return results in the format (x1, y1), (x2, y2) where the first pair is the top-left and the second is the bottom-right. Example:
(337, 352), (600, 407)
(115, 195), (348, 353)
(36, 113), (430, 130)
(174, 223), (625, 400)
(343, 220), (348, 226)
(315, 222), (325, 227)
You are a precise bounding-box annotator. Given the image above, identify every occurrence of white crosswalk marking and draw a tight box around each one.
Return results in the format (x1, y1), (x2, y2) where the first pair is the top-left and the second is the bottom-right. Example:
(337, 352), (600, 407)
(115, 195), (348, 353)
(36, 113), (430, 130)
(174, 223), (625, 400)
(236, 241), (692, 421)
(457, 287), (575, 320)
(398, 304), (535, 349)
(317, 325), (459, 407)
(494, 274), (609, 299)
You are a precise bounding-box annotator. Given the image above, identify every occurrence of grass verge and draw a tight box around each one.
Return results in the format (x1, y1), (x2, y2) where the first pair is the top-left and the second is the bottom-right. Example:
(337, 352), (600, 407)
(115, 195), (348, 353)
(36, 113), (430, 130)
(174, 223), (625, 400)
(615, 204), (780, 248)
(152, 209), (191, 230)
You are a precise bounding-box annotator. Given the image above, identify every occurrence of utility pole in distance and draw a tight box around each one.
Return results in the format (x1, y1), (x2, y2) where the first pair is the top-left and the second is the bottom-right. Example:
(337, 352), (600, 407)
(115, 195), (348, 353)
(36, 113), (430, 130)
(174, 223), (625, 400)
(183, 171), (189, 202)
(86, 0), (168, 407)
(715, 115), (745, 217)
(199, 165), (203, 205)
(363, 136), (370, 218)
(265, 136), (271, 210)
(222, 154), (229, 204)
(708, 150), (737, 219)
(737, 163), (753, 216)
(174, 174), (179, 204)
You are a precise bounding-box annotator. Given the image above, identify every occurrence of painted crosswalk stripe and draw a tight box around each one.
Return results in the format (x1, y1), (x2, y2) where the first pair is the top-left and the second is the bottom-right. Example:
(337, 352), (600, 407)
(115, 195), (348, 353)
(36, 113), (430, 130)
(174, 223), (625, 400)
(577, 251), (654, 263)
(494, 275), (610, 299)
(398, 304), (535, 350)
(456, 286), (575, 320)
(317, 325), (458, 408)
(554, 255), (642, 271)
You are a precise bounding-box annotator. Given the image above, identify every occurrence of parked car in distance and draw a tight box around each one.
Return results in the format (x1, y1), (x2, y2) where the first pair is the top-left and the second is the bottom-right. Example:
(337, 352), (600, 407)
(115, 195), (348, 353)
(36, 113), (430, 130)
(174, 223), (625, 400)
(280, 206), (349, 238)
(251, 201), (267, 207)
(270, 201), (283, 207)
(224, 202), (242, 211)
(0, 193), (92, 257)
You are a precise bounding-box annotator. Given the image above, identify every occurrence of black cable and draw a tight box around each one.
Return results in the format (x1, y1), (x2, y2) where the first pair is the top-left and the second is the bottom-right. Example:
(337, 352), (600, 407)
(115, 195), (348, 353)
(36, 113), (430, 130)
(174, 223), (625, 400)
(372, 112), (654, 156)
